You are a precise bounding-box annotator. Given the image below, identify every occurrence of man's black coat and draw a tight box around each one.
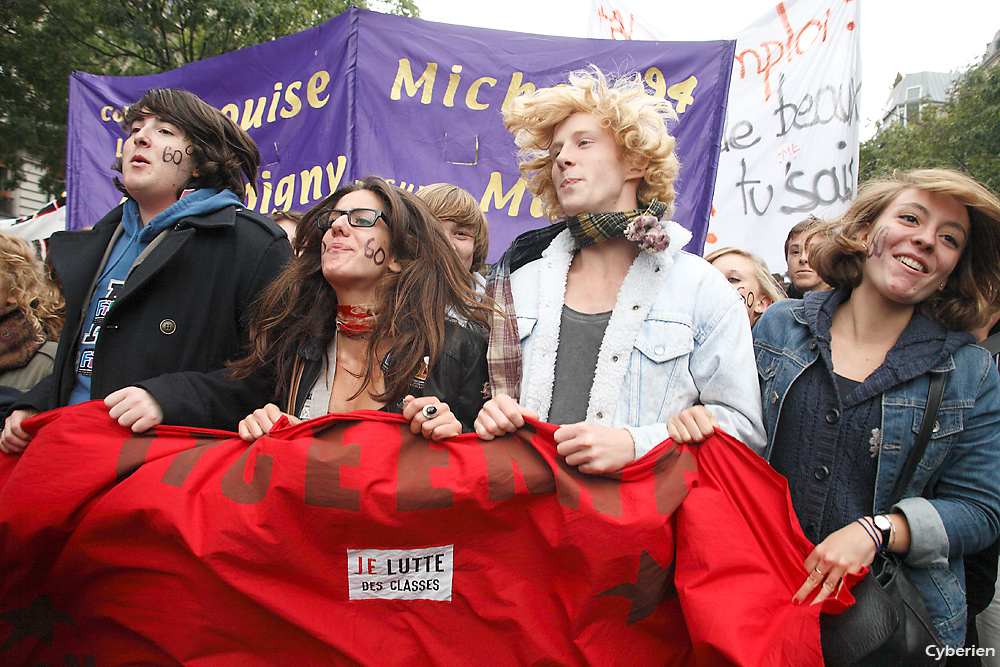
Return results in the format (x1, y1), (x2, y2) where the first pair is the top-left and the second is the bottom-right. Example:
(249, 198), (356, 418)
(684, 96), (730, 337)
(14, 202), (292, 430)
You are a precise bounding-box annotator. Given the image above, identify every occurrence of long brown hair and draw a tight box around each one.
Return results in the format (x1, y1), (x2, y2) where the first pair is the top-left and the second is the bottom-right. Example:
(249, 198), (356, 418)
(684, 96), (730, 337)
(808, 169), (1000, 331)
(230, 176), (495, 405)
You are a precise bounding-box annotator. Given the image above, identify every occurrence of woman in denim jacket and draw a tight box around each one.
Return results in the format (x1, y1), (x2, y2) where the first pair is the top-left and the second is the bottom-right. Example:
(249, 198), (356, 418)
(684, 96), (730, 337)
(753, 169), (1000, 647)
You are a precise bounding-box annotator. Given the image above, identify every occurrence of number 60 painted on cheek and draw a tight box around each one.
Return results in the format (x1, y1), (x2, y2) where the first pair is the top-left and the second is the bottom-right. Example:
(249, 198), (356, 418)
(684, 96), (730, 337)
(363, 238), (386, 266)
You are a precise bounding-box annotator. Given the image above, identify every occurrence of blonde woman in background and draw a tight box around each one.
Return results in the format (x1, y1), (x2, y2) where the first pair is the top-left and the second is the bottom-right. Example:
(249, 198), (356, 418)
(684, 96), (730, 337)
(705, 246), (785, 326)
(0, 233), (64, 391)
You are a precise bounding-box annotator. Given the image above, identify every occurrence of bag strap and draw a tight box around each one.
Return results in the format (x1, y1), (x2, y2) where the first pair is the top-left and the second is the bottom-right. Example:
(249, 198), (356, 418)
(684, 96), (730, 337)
(889, 371), (948, 507)
(980, 332), (1000, 358)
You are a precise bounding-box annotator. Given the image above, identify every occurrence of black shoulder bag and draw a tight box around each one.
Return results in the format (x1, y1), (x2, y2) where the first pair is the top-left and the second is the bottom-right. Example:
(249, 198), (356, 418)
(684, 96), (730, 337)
(820, 371), (948, 667)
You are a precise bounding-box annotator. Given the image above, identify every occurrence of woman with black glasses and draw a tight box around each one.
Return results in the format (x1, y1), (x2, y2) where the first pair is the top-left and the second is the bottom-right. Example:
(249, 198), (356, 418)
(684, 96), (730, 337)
(229, 176), (493, 441)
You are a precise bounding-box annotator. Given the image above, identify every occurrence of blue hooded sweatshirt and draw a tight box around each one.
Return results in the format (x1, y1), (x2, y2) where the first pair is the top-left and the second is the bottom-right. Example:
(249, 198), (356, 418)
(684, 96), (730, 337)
(69, 189), (243, 405)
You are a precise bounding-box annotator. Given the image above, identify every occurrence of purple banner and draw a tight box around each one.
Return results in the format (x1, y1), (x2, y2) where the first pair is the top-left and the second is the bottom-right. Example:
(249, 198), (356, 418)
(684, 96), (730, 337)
(67, 8), (734, 260)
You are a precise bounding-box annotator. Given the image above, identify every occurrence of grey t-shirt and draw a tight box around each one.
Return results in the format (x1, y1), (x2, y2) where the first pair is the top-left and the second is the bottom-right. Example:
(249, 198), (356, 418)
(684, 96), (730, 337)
(548, 305), (612, 425)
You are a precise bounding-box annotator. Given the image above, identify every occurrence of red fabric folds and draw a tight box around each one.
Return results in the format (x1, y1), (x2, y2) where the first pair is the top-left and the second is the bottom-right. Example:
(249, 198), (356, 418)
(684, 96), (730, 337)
(0, 401), (829, 666)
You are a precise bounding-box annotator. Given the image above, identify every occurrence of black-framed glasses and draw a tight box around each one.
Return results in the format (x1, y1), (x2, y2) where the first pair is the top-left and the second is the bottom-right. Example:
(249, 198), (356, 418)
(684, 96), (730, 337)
(315, 208), (386, 231)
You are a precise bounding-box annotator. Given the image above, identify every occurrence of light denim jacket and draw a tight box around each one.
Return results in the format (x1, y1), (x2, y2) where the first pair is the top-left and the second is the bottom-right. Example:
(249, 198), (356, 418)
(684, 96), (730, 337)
(509, 228), (765, 459)
(754, 294), (1000, 646)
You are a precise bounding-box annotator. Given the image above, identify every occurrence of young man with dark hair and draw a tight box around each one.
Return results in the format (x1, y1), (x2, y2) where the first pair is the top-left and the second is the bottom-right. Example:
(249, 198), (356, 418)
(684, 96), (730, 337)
(1, 89), (291, 453)
(475, 68), (764, 473)
(784, 216), (830, 298)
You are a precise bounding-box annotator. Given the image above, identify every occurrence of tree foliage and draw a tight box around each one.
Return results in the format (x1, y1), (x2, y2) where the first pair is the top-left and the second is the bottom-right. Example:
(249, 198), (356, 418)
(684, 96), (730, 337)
(1, 0), (418, 197)
(860, 64), (1000, 195)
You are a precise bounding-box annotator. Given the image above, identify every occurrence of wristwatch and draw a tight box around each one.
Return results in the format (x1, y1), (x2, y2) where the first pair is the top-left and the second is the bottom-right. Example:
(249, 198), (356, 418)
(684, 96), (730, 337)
(873, 515), (893, 552)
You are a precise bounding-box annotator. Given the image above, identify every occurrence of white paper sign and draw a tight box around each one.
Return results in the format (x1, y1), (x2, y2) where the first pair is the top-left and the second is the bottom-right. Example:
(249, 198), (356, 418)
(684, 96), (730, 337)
(348, 546), (454, 602)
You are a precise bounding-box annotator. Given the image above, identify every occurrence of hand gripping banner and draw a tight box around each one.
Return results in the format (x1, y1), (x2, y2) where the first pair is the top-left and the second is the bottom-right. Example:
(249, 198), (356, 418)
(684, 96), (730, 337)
(0, 402), (832, 666)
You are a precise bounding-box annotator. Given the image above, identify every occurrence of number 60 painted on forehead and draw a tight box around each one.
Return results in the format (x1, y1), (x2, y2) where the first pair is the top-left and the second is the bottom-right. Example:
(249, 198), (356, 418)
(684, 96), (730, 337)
(364, 238), (386, 266)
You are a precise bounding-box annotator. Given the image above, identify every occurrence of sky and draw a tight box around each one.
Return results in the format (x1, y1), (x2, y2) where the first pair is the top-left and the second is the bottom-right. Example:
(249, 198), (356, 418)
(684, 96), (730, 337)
(413, 0), (1000, 140)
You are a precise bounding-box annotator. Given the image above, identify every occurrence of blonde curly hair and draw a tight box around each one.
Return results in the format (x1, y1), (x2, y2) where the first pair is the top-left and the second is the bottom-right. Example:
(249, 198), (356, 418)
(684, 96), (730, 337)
(503, 66), (680, 222)
(0, 233), (64, 341)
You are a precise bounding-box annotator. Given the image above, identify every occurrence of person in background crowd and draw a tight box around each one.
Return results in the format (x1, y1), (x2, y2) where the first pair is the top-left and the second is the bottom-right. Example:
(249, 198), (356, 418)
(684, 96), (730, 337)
(705, 246), (785, 326)
(231, 176), (493, 442)
(784, 216), (831, 298)
(417, 183), (490, 290)
(0, 88), (291, 454)
(270, 210), (303, 253)
(753, 168), (1000, 648)
(474, 66), (765, 472)
(965, 304), (1000, 666)
(0, 233), (64, 392)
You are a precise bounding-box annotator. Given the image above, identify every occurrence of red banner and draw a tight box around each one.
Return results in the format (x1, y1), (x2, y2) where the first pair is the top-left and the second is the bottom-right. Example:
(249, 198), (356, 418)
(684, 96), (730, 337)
(1, 402), (827, 666)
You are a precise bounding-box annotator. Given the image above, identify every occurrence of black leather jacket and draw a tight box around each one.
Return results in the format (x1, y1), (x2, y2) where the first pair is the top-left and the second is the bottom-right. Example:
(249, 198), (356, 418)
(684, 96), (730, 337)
(286, 322), (488, 432)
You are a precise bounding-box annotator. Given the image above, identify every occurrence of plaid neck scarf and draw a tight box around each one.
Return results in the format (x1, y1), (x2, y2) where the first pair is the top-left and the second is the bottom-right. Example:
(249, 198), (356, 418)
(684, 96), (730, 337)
(565, 200), (668, 249)
(484, 201), (668, 400)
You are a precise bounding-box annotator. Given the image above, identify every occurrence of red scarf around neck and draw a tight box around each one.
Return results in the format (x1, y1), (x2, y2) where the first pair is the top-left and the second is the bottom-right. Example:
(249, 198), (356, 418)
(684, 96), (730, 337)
(335, 305), (375, 339)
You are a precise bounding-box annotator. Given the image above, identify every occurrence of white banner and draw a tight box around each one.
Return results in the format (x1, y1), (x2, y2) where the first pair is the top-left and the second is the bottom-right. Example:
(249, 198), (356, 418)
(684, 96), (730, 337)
(0, 203), (66, 258)
(589, 0), (861, 273)
(589, 0), (667, 40)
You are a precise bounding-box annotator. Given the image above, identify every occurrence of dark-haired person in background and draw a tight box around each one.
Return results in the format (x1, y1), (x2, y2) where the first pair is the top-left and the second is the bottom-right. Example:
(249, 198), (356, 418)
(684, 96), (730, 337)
(0, 88), (291, 453)
(784, 216), (831, 298)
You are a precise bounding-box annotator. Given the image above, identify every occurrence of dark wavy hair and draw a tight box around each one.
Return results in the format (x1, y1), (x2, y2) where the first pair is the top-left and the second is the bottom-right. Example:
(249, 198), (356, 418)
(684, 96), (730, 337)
(808, 169), (1000, 331)
(230, 176), (496, 406)
(113, 88), (260, 199)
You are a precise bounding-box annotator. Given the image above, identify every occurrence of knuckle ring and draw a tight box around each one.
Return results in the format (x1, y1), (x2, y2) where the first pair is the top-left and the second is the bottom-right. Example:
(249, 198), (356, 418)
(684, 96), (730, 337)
(814, 566), (824, 574)
(422, 404), (438, 419)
